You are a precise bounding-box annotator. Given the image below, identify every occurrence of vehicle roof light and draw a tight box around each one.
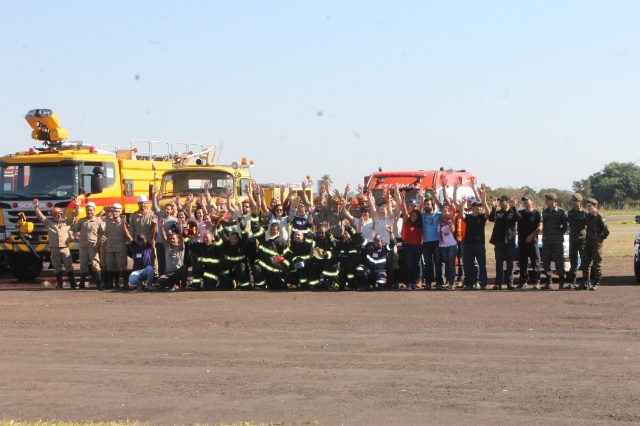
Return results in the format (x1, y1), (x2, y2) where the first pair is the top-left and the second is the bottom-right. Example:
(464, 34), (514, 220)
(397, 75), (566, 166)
(241, 158), (247, 165)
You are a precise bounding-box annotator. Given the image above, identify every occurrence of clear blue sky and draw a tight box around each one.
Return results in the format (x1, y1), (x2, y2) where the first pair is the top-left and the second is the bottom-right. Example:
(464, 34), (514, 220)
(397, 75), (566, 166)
(1, 1), (638, 193)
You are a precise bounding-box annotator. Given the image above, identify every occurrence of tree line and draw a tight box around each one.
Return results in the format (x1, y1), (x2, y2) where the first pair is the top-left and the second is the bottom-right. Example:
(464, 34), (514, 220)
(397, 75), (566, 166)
(485, 162), (640, 210)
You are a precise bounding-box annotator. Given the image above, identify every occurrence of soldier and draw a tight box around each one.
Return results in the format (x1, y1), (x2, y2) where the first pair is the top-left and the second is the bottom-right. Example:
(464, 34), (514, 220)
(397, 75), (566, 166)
(34, 197), (80, 289)
(578, 198), (609, 291)
(104, 203), (130, 290)
(541, 193), (569, 290)
(71, 201), (105, 289)
(567, 193), (587, 287)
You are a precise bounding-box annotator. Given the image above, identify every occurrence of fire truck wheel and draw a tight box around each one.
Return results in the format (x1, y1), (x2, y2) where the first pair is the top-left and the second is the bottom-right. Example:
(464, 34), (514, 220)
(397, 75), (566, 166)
(9, 253), (43, 282)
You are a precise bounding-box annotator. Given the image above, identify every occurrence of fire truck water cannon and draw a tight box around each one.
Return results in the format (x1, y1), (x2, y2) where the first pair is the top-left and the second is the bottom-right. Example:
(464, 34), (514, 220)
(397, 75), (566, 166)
(17, 212), (34, 236)
(25, 109), (69, 146)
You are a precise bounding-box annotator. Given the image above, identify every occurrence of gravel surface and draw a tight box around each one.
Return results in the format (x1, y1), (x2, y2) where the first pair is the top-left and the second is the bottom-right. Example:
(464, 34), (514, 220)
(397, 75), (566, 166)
(1, 258), (639, 425)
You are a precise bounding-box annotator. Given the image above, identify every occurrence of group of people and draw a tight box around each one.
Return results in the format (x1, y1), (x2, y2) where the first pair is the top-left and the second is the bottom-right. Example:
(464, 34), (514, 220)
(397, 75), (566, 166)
(33, 176), (609, 292)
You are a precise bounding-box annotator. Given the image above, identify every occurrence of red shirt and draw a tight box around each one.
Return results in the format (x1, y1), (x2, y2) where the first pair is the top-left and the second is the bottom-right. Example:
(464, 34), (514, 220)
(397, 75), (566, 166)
(402, 220), (423, 245)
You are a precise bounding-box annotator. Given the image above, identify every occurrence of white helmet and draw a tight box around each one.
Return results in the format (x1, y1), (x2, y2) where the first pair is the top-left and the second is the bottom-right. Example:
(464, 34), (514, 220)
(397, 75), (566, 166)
(85, 202), (96, 209)
(111, 203), (122, 211)
(137, 195), (148, 203)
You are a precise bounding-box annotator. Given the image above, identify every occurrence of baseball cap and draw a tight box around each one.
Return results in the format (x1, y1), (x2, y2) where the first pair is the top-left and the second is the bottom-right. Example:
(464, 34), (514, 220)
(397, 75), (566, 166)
(521, 195), (533, 202)
(471, 201), (483, 207)
(466, 195), (476, 202)
(498, 195), (509, 202)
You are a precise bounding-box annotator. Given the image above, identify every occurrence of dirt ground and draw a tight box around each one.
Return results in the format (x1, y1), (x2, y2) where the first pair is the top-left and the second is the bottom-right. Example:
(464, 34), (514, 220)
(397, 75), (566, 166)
(1, 258), (639, 426)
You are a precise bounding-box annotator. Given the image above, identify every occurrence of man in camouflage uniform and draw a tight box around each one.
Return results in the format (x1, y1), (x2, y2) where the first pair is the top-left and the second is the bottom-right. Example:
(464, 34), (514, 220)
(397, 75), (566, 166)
(71, 201), (105, 289)
(541, 193), (568, 290)
(578, 198), (608, 291)
(34, 197), (80, 289)
(567, 193), (587, 287)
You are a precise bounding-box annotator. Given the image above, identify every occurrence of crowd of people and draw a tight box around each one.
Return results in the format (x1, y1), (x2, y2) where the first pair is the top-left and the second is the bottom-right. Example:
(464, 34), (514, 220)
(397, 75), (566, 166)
(33, 177), (609, 292)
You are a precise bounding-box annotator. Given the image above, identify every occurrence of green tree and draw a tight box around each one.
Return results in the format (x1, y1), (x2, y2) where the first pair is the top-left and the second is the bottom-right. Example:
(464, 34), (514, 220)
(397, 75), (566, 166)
(589, 162), (640, 203)
(572, 179), (592, 198)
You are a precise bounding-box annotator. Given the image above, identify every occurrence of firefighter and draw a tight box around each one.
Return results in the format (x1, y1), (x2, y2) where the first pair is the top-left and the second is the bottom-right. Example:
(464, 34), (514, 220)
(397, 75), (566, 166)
(33, 197), (80, 289)
(104, 203), (130, 290)
(218, 218), (251, 290)
(253, 222), (288, 290)
(283, 229), (314, 289)
(336, 225), (364, 290)
(189, 229), (222, 291)
(71, 201), (105, 289)
(309, 222), (339, 290)
(356, 224), (396, 291)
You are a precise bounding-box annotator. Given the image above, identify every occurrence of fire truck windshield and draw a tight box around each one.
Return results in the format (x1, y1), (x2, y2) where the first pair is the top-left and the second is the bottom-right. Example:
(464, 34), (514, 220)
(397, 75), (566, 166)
(0, 164), (79, 199)
(161, 171), (234, 197)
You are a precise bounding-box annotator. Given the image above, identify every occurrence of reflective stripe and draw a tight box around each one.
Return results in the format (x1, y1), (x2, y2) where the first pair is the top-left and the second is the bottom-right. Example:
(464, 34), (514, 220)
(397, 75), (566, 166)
(258, 245), (278, 256)
(323, 270), (339, 277)
(367, 255), (386, 265)
(224, 255), (245, 261)
(254, 280), (266, 287)
(238, 281), (250, 287)
(198, 257), (220, 264)
(203, 272), (218, 280)
(257, 259), (281, 273)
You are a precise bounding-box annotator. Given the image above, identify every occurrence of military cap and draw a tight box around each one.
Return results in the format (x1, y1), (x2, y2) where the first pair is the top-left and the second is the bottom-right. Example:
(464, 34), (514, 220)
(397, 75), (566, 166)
(571, 193), (582, 201)
(544, 193), (557, 201)
(585, 198), (598, 205)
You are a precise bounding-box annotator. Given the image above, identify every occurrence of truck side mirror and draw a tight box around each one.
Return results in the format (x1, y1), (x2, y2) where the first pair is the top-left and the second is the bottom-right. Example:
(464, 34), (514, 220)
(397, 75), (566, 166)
(91, 166), (105, 194)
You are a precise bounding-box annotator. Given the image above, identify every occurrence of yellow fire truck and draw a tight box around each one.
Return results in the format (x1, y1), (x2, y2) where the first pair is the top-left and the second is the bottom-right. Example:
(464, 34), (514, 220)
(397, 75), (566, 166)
(0, 109), (208, 280)
(156, 146), (254, 209)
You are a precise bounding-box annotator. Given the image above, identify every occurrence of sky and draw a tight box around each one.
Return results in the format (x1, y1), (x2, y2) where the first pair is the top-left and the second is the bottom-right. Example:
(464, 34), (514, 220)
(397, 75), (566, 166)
(1, 1), (639, 194)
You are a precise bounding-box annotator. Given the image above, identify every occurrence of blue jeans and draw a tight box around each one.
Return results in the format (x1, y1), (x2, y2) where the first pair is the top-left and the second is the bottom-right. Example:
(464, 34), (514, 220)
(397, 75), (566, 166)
(463, 243), (487, 288)
(422, 241), (443, 285)
(494, 243), (515, 285)
(403, 244), (423, 285)
(129, 265), (154, 287)
(440, 244), (457, 286)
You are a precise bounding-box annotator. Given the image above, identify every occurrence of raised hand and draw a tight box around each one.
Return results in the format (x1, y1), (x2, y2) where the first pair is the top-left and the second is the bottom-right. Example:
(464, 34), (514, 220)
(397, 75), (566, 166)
(33, 199), (39, 209)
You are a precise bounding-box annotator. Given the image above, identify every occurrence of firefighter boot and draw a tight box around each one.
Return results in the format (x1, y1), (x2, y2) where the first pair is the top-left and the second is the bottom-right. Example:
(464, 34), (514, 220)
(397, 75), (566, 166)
(78, 273), (87, 289)
(93, 270), (103, 291)
(68, 271), (77, 289)
(55, 272), (64, 289)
